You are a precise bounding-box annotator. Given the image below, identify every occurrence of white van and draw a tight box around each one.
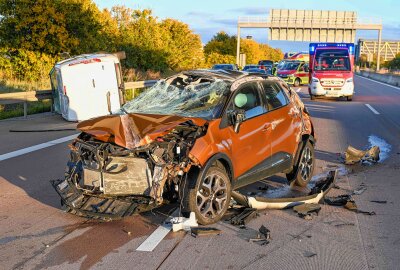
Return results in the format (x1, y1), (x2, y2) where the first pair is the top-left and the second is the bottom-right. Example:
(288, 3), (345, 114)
(49, 53), (124, 121)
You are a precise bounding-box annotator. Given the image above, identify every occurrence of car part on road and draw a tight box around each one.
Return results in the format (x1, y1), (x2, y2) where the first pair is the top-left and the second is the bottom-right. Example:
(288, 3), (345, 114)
(171, 212), (198, 232)
(231, 170), (337, 210)
(325, 194), (376, 215)
(344, 145), (380, 165)
(303, 251), (317, 258)
(293, 203), (321, 220)
(229, 208), (258, 226)
(249, 225), (271, 245)
(191, 227), (221, 237)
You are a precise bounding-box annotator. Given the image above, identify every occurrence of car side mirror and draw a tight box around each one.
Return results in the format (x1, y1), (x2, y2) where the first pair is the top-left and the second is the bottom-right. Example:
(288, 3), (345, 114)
(227, 109), (245, 133)
(233, 111), (245, 133)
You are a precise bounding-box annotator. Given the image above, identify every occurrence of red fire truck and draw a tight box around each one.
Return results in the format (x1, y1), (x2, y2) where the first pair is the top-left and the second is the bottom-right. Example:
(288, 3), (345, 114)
(308, 43), (355, 101)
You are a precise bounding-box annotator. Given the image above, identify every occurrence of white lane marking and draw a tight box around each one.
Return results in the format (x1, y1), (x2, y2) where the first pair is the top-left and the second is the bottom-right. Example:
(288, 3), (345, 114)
(365, 104), (380, 115)
(136, 209), (179, 252)
(355, 74), (400, 91)
(0, 134), (78, 162)
(296, 88), (302, 92)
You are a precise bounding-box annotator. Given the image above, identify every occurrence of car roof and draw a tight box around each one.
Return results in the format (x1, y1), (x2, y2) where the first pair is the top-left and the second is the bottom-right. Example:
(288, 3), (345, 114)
(181, 69), (280, 83)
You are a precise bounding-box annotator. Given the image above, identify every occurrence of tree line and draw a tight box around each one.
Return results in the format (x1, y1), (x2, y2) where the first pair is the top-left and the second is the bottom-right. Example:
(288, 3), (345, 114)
(0, 0), (283, 84)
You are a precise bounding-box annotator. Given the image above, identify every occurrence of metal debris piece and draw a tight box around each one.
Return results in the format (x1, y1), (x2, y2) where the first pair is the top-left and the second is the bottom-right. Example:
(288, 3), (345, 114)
(191, 227), (221, 237)
(230, 208), (258, 226)
(344, 145), (380, 165)
(293, 203), (321, 220)
(370, 200), (387, 204)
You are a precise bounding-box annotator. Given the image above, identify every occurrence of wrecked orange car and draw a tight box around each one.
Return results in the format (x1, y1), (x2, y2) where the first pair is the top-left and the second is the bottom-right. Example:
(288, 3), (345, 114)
(52, 70), (315, 225)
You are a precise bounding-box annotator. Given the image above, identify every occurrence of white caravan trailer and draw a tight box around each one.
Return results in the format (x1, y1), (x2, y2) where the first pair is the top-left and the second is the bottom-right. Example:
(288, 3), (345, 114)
(49, 53), (124, 121)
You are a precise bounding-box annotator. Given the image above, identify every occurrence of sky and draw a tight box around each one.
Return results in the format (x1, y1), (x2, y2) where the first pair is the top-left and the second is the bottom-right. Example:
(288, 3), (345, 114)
(94, 0), (400, 52)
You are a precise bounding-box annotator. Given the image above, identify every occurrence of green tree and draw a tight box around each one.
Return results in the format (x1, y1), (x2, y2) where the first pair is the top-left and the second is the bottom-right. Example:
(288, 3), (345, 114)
(0, 0), (70, 54)
(160, 19), (203, 70)
(205, 52), (236, 66)
(204, 31), (236, 56)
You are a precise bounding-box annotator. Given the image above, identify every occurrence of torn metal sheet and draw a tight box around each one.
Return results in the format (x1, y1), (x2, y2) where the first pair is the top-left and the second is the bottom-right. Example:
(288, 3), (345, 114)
(231, 170), (337, 210)
(344, 145), (380, 165)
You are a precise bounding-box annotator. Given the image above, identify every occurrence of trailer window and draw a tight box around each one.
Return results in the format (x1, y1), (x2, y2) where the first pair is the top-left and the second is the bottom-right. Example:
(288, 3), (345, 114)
(314, 49), (350, 71)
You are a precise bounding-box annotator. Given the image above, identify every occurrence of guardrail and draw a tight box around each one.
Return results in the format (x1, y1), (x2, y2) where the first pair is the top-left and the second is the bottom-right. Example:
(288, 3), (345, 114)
(0, 80), (157, 118)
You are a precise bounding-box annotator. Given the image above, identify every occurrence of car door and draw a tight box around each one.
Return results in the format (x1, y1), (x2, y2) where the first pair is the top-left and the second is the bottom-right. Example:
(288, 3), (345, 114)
(259, 81), (302, 170)
(224, 81), (275, 189)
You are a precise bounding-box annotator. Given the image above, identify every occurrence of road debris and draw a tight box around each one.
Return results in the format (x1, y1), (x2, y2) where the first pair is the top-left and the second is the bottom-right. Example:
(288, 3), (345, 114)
(293, 203), (321, 220)
(231, 170), (337, 210)
(229, 208), (258, 226)
(325, 194), (376, 215)
(191, 227), (221, 237)
(171, 212), (198, 232)
(370, 200), (387, 204)
(303, 251), (317, 258)
(344, 145), (380, 165)
(249, 225), (271, 245)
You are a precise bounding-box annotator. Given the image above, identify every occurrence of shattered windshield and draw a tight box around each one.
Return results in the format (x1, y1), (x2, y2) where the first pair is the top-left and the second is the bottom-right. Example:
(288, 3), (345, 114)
(121, 74), (230, 120)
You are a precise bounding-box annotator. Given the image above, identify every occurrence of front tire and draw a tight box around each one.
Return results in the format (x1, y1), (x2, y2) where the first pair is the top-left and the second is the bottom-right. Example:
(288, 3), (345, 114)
(186, 165), (231, 225)
(346, 95), (353, 101)
(287, 140), (315, 187)
(294, 78), (301, 87)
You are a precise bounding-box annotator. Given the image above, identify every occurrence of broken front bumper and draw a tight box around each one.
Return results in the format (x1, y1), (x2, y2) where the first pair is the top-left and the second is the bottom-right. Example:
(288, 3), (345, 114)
(51, 178), (155, 220)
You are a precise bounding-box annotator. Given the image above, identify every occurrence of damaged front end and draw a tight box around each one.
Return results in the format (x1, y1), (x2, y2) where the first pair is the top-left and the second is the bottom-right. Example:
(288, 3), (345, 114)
(52, 117), (206, 220)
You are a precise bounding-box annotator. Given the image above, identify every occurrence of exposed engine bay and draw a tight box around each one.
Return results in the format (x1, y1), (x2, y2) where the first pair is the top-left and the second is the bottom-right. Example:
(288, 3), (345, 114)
(52, 120), (206, 220)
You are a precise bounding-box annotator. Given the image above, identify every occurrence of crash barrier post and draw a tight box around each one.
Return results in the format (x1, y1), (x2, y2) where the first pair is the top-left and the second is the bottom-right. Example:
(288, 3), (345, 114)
(0, 80), (158, 118)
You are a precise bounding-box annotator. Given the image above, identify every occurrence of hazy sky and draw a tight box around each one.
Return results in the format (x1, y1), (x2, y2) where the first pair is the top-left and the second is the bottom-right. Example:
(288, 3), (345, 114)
(94, 0), (400, 52)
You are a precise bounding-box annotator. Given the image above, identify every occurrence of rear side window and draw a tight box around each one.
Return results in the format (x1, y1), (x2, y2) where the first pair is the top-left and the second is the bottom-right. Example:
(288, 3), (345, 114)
(261, 82), (288, 111)
(233, 82), (265, 119)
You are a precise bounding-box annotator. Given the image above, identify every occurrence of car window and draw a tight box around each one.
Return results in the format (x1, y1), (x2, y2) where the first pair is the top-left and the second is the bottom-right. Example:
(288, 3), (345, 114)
(261, 82), (288, 111)
(232, 82), (265, 119)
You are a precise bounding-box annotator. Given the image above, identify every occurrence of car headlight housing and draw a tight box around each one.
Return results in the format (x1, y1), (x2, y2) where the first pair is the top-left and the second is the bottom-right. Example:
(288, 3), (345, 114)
(312, 77), (319, 82)
(346, 78), (353, 83)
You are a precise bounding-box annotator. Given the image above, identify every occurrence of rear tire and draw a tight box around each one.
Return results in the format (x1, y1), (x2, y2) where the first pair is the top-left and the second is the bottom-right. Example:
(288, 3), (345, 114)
(286, 140), (315, 187)
(294, 78), (301, 87)
(346, 95), (353, 101)
(310, 94), (315, 100)
(185, 165), (231, 225)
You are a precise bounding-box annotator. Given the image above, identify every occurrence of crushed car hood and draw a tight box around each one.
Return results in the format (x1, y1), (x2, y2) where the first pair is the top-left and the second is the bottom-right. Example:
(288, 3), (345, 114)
(77, 113), (207, 149)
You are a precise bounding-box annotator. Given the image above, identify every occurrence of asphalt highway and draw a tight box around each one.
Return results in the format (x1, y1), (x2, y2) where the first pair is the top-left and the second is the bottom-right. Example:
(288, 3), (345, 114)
(1, 75), (399, 270)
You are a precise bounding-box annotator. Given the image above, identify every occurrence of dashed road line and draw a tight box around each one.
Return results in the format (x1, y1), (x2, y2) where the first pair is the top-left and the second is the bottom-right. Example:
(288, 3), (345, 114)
(136, 209), (179, 252)
(365, 104), (380, 115)
(296, 88), (302, 92)
(0, 134), (78, 162)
